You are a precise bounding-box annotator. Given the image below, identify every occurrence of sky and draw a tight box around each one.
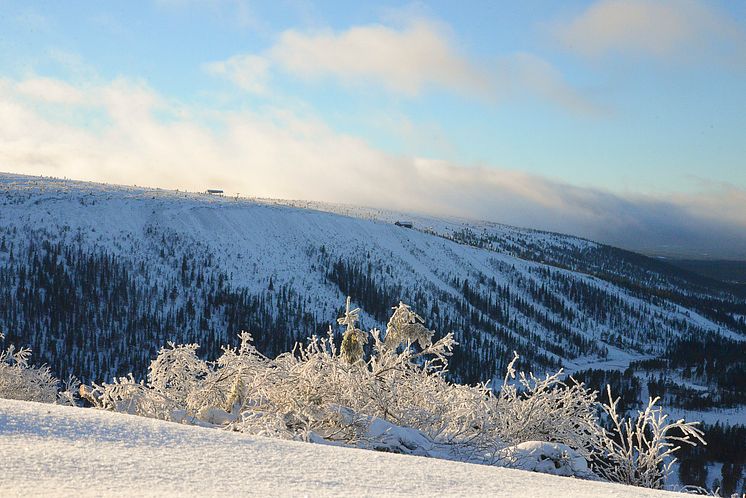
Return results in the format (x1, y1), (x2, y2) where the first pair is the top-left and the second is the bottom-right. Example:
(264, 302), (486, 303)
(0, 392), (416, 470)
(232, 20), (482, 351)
(0, 1), (745, 258)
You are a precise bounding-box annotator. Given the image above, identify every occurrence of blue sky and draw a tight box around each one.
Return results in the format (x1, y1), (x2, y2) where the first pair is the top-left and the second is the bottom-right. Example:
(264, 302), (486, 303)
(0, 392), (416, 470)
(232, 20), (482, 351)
(1, 1), (745, 256)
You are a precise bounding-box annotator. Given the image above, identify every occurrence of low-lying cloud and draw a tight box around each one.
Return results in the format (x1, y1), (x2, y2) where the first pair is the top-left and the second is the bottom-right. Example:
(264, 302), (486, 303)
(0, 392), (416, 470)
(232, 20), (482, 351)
(1, 75), (744, 259)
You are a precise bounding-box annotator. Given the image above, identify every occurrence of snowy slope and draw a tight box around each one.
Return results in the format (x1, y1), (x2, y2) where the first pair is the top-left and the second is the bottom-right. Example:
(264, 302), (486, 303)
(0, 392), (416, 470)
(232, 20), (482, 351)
(0, 399), (687, 497)
(1, 172), (739, 378)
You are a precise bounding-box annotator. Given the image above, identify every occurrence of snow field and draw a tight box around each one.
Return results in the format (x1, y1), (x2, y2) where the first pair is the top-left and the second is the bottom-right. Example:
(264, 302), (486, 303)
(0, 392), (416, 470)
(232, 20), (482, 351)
(0, 399), (688, 497)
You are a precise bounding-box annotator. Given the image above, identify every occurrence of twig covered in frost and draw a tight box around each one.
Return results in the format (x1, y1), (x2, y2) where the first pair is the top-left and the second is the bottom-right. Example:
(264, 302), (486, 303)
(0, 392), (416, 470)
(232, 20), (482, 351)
(593, 385), (706, 489)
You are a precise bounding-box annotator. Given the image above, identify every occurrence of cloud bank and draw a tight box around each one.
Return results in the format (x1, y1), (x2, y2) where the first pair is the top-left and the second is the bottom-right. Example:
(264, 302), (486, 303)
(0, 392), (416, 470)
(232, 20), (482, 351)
(0, 75), (744, 259)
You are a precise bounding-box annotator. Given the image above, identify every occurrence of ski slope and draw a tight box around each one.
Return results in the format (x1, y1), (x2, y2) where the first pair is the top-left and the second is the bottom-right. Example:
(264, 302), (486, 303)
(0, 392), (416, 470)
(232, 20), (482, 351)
(0, 399), (688, 497)
(1, 171), (737, 378)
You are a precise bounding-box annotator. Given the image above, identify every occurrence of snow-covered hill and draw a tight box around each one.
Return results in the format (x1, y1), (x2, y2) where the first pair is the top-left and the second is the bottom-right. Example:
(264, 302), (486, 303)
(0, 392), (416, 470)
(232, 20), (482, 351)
(0, 398), (686, 497)
(1, 172), (742, 380)
(0, 172), (744, 489)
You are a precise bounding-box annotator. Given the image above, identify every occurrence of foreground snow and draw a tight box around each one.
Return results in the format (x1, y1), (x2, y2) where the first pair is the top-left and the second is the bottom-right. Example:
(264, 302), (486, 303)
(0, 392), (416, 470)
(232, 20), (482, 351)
(0, 399), (687, 497)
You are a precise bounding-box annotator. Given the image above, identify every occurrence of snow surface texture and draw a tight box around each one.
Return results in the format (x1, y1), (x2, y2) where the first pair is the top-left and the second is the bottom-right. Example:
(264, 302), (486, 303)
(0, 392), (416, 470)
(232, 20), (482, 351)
(0, 399), (688, 497)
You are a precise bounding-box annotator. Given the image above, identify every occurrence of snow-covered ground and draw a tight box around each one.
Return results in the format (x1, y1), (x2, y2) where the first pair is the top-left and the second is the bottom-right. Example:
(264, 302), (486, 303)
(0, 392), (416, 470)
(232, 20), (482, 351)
(666, 405), (746, 426)
(0, 399), (688, 497)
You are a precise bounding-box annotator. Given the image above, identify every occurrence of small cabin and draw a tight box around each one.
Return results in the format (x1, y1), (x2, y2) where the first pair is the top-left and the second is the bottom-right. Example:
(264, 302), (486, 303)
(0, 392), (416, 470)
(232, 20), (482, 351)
(394, 220), (413, 229)
(206, 189), (224, 195)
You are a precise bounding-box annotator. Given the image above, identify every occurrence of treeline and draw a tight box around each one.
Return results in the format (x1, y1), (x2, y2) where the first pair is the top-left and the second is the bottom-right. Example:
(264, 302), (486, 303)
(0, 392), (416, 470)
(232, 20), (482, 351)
(324, 255), (562, 383)
(442, 227), (746, 335)
(628, 336), (746, 410)
(571, 368), (642, 414)
(665, 336), (746, 392)
(676, 423), (746, 495)
(0, 238), (325, 382)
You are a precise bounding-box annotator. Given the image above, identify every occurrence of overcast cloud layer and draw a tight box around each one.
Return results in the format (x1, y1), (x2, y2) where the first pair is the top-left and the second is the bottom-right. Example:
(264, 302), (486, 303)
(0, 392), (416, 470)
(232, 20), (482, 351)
(1, 74), (745, 259)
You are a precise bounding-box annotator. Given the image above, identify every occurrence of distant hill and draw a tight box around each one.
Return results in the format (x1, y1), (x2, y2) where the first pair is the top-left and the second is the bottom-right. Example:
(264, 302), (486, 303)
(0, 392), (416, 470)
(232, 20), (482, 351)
(1, 172), (743, 382)
(664, 259), (746, 285)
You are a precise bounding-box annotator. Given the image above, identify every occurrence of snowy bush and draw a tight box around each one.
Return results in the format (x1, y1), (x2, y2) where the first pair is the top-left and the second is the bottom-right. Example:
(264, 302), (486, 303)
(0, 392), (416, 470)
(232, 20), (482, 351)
(82, 298), (704, 489)
(496, 441), (598, 479)
(487, 352), (601, 461)
(592, 385), (706, 489)
(0, 332), (58, 403)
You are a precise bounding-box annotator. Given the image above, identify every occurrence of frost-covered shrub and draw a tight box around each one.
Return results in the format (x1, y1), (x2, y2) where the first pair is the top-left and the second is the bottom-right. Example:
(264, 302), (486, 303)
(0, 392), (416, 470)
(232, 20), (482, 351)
(84, 333), (266, 424)
(487, 352), (601, 460)
(83, 299), (704, 488)
(496, 441), (598, 479)
(592, 386), (706, 489)
(0, 332), (58, 403)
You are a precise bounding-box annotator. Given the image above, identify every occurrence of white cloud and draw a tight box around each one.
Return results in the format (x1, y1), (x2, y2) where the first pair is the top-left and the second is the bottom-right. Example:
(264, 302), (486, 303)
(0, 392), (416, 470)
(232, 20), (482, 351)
(1, 75), (744, 258)
(267, 20), (490, 98)
(498, 53), (605, 116)
(16, 77), (84, 104)
(205, 20), (600, 114)
(204, 54), (269, 94)
(553, 0), (746, 62)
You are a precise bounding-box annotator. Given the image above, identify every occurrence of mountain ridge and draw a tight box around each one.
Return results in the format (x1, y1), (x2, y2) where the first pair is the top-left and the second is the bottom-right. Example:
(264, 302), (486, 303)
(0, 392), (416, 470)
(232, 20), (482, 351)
(1, 171), (743, 379)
